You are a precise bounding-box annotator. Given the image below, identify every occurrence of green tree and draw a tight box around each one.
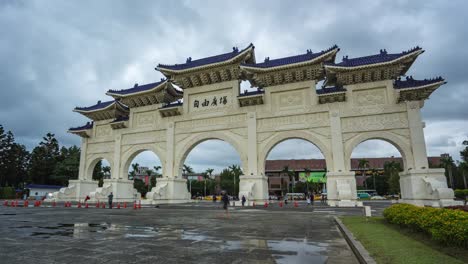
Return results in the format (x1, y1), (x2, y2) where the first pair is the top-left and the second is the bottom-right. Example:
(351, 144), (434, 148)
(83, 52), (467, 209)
(440, 155), (455, 188)
(29, 133), (60, 184)
(358, 159), (370, 189)
(460, 140), (468, 163)
(385, 161), (402, 195)
(52, 146), (80, 185)
(458, 161), (468, 189)
(183, 164), (194, 174)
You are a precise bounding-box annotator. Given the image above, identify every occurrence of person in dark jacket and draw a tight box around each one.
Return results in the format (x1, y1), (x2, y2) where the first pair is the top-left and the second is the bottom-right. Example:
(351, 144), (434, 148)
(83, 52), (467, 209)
(221, 192), (230, 218)
(108, 192), (113, 209)
(241, 195), (246, 207)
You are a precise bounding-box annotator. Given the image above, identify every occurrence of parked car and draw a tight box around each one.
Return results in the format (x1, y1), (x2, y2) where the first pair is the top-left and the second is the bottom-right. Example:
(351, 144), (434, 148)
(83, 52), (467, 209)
(370, 195), (385, 200)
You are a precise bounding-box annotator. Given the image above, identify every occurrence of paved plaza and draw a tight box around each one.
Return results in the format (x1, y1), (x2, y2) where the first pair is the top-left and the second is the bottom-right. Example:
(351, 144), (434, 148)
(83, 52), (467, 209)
(0, 201), (392, 264)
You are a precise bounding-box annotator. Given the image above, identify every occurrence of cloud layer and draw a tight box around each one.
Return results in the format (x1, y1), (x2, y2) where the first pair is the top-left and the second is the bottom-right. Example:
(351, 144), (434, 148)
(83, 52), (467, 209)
(1, 0), (467, 173)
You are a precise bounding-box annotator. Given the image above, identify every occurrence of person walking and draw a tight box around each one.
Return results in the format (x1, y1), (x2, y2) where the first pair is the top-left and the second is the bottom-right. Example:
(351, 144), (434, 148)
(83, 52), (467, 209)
(311, 192), (315, 205)
(212, 194), (217, 203)
(241, 195), (246, 207)
(108, 192), (113, 209)
(221, 191), (230, 219)
(306, 196), (311, 206)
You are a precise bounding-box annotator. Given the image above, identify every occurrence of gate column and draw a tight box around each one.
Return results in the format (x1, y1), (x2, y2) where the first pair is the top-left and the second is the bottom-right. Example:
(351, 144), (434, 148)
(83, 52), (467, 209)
(327, 110), (359, 207)
(239, 112), (268, 204)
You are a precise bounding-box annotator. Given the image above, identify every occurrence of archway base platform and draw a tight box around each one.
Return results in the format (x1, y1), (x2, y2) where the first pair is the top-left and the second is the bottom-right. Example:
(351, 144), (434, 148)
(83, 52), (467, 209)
(47, 179), (98, 202)
(146, 178), (191, 204)
(400, 169), (463, 207)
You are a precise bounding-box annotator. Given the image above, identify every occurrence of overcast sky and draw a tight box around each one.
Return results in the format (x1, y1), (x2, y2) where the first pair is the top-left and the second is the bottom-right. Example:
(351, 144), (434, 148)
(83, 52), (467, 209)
(1, 1), (467, 173)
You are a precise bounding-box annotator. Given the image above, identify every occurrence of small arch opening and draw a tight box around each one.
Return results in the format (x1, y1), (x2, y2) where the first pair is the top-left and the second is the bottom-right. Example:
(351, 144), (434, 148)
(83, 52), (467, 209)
(350, 139), (403, 196)
(92, 159), (111, 187)
(126, 150), (162, 198)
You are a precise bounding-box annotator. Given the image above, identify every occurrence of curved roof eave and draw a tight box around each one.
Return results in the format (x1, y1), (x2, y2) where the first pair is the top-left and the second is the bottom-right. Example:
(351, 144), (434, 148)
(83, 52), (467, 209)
(156, 45), (255, 75)
(240, 47), (339, 73)
(324, 49), (424, 71)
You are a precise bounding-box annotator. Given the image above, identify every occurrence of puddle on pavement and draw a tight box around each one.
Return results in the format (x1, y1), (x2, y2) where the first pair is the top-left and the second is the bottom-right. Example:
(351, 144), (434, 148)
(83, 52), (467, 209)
(10, 223), (330, 263)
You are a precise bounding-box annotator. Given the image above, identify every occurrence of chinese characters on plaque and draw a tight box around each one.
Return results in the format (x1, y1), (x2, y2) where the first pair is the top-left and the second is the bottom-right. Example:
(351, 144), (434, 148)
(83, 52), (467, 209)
(193, 96), (228, 109)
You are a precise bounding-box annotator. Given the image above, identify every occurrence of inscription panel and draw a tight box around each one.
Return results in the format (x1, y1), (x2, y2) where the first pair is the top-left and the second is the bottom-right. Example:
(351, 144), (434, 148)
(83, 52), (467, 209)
(175, 114), (246, 134)
(341, 112), (408, 133)
(352, 87), (387, 107)
(257, 112), (329, 132)
(189, 88), (232, 113)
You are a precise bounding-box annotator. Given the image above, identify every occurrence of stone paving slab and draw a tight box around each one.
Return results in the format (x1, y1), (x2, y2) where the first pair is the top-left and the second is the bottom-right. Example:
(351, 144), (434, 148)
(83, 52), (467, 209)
(0, 204), (373, 263)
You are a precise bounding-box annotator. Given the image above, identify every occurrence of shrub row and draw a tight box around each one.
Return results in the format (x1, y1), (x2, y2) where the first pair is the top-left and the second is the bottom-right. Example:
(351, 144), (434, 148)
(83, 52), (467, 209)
(383, 204), (468, 248)
(454, 189), (468, 200)
(0, 187), (16, 199)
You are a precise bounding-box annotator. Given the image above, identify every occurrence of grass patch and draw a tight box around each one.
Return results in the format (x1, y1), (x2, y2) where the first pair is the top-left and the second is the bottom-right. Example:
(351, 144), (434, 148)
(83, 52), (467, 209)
(341, 216), (467, 264)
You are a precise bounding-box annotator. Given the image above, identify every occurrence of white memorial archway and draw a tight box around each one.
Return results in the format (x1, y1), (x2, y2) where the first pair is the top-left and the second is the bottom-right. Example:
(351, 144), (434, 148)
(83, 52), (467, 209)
(56, 44), (459, 207)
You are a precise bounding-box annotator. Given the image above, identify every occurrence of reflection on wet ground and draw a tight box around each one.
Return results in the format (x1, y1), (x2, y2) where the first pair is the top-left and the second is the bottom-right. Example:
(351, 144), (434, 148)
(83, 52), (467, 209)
(0, 206), (359, 263)
(11, 222), (330, 263)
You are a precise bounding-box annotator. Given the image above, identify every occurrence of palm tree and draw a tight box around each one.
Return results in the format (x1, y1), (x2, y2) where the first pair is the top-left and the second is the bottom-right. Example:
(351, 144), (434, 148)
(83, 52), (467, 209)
(385, 161), (402, 194)
(153, 165), (162, 177)
(229, 165), (242, 196)
(304, 167), (311, 192)
(358, 159), (370, 189)
(440, 156), (455, 188)
(204, 168), (214, 197)
(102, 166), (111, 179)
(183, 164), (194, 174)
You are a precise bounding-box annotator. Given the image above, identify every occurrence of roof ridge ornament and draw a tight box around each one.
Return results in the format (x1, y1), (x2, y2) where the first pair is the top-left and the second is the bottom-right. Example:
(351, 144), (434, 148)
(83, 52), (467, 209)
(186, 57), (192, 63)
(306, 49), (312, 54)
(342, 55), (348, 62)
(380, 49), (387, 55)
(232, 47), (239, 53)
(134, 83), (138, 88)
(264, 57), (270, 62)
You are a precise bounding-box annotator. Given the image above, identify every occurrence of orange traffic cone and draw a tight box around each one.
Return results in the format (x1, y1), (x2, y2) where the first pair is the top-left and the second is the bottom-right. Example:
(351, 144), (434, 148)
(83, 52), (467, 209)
(138, 200), (141, 209)
(3, 200), (8, 206)
(52, 201), (56, 207)
(77, 202), (82, 208)
(133, 202), (137, 210)
(117, 202), (120, 209)
(123, 202), (127, 208)
(279, 201), (283, 207)
(252, 201), (255, 207)
(102, 203), (106, 209)
(264, 201), (268, 208)
(24, 200), (29, 207)
(85, 203), (89, 208)
(294, 201), (298, 208)
(10, 201), (15, 207)
(96, 202), (100, 208)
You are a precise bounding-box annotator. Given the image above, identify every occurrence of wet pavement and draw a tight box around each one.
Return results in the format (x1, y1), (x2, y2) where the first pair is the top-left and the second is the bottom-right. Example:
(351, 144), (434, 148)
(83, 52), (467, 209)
(0, 202), (385, 263)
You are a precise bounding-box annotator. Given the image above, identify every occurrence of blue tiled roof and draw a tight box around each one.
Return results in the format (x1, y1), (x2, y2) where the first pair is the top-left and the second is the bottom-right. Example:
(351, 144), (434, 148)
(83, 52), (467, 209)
(328, 47), (422, 68)
(242, 45), (338, 68)
(394, 76), (445, 89)
(26, 184), (64, 189)
(69, 122), (93, 131)
(157, 44), (254, 71)
(162, 101), (183, 108)
(238, 90), (265, 97)
(107, 79), (166, 95)
(316, 86), (347, 95)
(75, 100), (128, 112)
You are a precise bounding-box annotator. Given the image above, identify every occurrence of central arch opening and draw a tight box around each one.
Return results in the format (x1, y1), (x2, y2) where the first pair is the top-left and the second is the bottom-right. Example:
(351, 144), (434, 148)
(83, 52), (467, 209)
(182, 139), (243, 199)
(265, 138), (327, 200)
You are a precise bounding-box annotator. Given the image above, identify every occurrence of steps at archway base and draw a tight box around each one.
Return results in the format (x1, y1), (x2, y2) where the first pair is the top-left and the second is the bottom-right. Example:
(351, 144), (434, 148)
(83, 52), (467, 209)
(89, 179), (141, 203)
(46, 179), (98, 202)
(326, 172), (361, 207)
(399, 168), (463, 208)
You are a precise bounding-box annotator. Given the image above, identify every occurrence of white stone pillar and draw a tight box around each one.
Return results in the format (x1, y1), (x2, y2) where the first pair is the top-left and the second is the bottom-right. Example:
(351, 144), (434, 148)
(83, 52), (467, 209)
(239, 112), (268, 204)
(113, 134), (122, 179)
(147, 122), (191, 204)
(165, 122), (175, 178)
(78, 137), (88, 180)
(406, 101), (429, 169)
(327, 110), (359, 207)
